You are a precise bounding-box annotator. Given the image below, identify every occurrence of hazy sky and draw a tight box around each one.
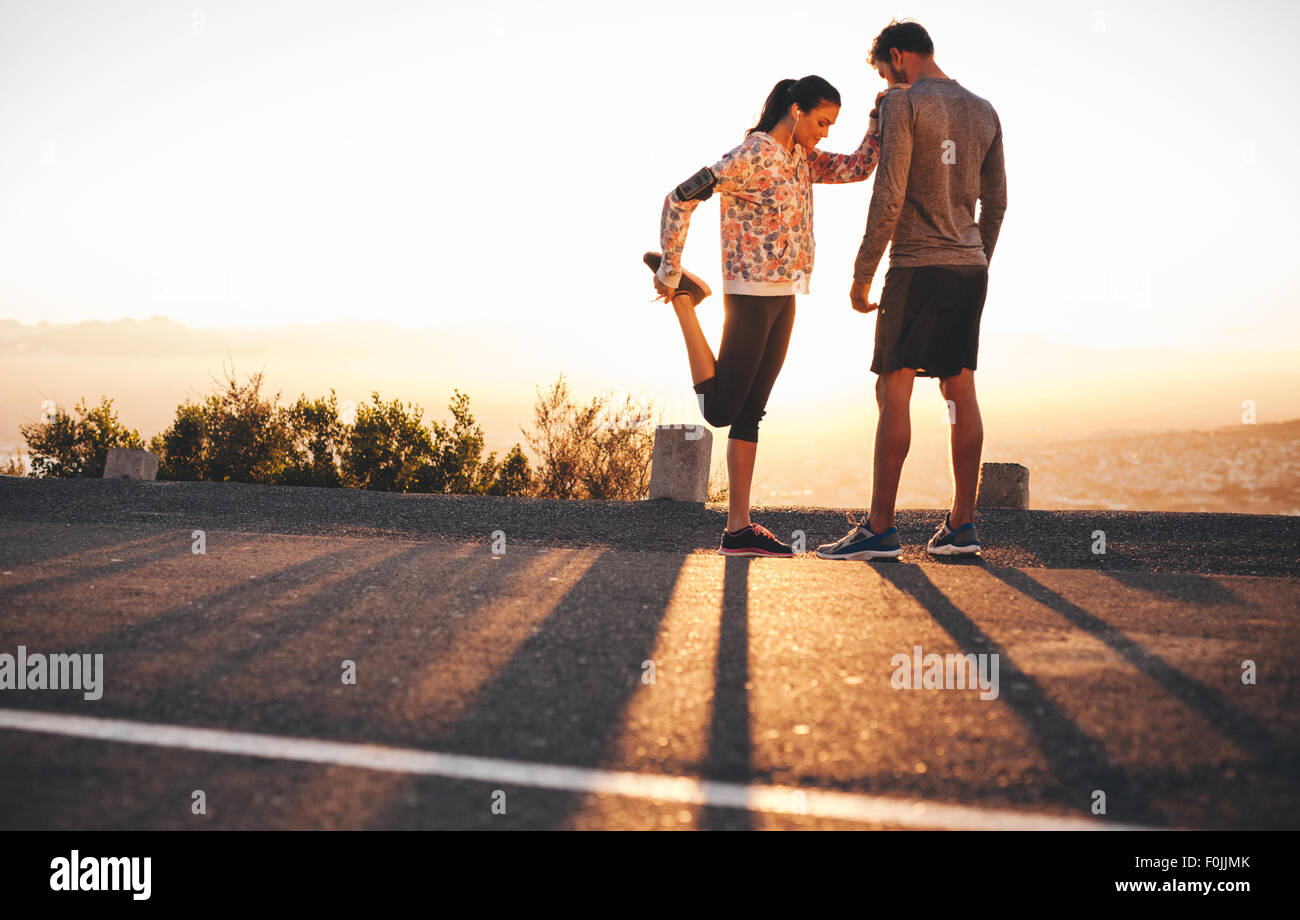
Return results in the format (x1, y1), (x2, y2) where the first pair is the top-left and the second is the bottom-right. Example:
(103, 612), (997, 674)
(3, 0), (1299, 365)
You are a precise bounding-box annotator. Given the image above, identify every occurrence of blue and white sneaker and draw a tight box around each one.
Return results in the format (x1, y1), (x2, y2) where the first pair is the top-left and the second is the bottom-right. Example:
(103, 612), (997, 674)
(926, 514), (981, 555)
(815, 521), (902, 560)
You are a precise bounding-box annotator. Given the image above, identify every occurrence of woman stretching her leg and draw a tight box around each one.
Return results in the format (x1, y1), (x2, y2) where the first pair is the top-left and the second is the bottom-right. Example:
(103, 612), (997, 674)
(647, 75), (884, 556)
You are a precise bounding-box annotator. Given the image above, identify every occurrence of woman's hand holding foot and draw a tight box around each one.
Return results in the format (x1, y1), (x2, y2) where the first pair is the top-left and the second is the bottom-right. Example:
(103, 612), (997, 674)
(652, 274), (678, 303)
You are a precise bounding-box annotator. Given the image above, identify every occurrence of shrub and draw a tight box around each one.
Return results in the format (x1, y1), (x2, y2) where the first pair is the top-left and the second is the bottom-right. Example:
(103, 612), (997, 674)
(19, 397), (144, 478)
(522, 375), (655, 501)
(148, 361), (290, 483)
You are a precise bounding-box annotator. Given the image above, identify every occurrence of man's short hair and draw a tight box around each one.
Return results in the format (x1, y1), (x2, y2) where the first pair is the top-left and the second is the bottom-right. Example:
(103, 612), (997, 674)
(869, 19), (934, 65)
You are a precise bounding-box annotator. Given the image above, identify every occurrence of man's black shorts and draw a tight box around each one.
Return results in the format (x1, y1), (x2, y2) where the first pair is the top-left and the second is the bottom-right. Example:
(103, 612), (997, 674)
(870, 264), (988, 378)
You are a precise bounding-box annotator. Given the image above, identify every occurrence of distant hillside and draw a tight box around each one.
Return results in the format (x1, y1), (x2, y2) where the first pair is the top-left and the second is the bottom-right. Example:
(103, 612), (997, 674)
(1005, 418), (1300, 514)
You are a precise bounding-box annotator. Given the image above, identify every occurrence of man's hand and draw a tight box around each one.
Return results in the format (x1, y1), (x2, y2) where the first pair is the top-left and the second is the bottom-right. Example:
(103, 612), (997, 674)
(850, 281), (877, 314)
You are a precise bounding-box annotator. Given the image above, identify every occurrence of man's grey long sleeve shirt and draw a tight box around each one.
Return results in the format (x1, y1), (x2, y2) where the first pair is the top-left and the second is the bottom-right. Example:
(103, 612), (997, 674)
(854, 77), (1006, 284)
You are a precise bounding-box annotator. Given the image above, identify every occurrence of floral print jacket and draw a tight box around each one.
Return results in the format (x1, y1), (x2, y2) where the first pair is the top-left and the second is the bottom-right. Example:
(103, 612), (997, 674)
(657, 125), (881, 296)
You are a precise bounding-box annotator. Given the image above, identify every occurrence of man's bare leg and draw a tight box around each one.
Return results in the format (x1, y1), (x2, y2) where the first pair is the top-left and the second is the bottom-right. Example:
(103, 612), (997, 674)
(867, 368), (916, 534)
(672, 293), (716, 386)
(725, 437), (757, 532)
(939, 368), (983, 528)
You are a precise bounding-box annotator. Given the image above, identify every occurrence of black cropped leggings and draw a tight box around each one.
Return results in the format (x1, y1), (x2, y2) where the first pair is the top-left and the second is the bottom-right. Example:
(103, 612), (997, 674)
(692, 293), (796, 443)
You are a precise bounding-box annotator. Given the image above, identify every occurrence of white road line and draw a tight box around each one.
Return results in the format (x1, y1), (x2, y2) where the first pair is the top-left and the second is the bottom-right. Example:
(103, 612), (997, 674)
(0, 707), (1158, 830)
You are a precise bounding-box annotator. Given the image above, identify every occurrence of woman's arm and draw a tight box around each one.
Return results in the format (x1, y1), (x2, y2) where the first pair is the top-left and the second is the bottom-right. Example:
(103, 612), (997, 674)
(804, 128), (880, 185)
(657, 138), (763, 289)
(805, 84), (909, 185)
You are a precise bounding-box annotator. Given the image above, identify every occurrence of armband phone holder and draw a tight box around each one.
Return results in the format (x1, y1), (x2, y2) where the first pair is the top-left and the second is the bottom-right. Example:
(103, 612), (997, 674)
(675, 167), (717, 202)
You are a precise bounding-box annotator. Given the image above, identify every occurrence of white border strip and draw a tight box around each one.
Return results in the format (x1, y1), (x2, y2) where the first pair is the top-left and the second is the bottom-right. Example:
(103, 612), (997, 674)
(0, 708), (1157, 830)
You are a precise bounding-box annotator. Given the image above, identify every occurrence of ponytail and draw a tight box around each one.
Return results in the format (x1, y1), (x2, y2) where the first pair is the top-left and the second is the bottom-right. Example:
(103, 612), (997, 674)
(747, 75), (843, 137)
(748, 79), (798, 137)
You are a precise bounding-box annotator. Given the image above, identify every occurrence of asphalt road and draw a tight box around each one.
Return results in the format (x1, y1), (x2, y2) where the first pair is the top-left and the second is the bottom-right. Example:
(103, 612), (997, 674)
(0, 477), (1297, 829)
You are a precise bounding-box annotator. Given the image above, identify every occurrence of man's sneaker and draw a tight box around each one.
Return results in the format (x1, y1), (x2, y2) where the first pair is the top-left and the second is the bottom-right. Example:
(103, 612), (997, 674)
(815, 521), (902, 560)
(644, 251), (712, 307)
(926, 514), (981, 555)
(718, 522), (795, 557)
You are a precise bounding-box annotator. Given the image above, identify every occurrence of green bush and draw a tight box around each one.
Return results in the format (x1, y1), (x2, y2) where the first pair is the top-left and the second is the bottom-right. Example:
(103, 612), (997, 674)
(521, 375), (655, 501)
(19, 397), (144, 478)
(11, 365), (680, 503)
(281, 391), (349, 488)
(151, 363), (291, 483)
(344, 391), (437, 492)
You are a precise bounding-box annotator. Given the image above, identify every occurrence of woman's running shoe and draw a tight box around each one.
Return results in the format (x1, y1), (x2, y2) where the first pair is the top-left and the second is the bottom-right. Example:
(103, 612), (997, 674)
(815, 521), (902, 560)
(643, 251), (712, 307)
(926, 514), (981, 555)
(718, 522), (796, 557)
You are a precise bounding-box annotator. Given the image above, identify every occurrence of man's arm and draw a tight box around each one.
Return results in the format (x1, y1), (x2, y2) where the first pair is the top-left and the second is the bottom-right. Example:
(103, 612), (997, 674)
(657, 139), (761, 291)
(978, 111), (1007, 265)
(853, 90), (914, 287)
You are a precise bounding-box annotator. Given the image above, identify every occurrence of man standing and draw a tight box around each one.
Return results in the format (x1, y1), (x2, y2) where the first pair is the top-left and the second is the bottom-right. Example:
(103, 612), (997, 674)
(818, 19), (1006, 560)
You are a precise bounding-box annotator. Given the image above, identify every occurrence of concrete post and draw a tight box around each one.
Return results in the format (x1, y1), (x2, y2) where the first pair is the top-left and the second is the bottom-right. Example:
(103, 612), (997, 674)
(103, 448), (161, 480)
(976, 462), (1029, 510)
(648, 425), (712, 502)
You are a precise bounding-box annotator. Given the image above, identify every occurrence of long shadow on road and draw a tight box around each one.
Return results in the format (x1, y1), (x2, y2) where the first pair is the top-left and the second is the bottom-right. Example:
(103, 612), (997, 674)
(374, 550), (689, 829)
(0, 529), (265, 617)
(701, 556), (753, 831)
(990, 567), (1298, 769)
(876, 563), (1166, 826)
